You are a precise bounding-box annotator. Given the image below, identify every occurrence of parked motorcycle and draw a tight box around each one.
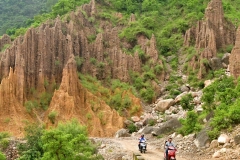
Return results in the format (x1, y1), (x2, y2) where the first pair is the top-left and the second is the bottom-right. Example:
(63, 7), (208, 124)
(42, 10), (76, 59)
(139, 141), (147, 153)
(164, 146), (177, 160)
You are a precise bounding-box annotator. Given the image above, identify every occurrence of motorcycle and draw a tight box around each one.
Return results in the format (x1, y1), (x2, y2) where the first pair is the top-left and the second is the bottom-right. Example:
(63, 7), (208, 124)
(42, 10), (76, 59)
(164, 146), (177, 160)
(139, 141), (147, 153)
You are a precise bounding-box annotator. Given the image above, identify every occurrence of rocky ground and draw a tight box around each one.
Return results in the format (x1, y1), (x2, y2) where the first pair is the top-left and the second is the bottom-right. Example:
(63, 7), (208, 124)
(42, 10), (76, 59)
(92, 77), (240, 160)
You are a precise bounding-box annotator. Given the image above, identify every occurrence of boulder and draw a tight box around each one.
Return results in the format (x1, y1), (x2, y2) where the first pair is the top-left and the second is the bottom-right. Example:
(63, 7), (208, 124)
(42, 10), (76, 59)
(222, 53), (230, 65)
(140, 126), (157, 134)
(204, 80), (213, 88)
(153, 118), (182, 135)
(194, 127), (210, 148)
(212, 151), (221, 158)
(210, 140), (219, 149)
(155, 99), (175, 112)
(131, 116), (140, 122)
(209, 57), (223, 70)
(142, 113), (155, 126)
(135, 122), (143, 129)
(196, 105), (203, 113)
(174, 92), (188, 103)
(218, 134), (230, 144)
(115, 129), (131, 138)
(234, 135), (240, 145)
(180, 85), (190, 92)
(124, 120), (133, 128)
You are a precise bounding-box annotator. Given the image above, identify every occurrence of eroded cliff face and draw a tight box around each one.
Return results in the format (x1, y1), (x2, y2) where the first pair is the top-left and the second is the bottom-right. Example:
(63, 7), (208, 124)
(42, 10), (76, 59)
(184, 0), (236, 78)
(0, 0), (160, 137)
(229, 27), (240, 78)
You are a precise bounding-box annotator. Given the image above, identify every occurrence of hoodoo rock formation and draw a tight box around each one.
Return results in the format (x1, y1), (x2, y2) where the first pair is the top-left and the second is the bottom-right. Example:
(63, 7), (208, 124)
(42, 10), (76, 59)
(229, 26), (240, 78)
(0, 0), (163, 137)
(184, 0), (236, 78)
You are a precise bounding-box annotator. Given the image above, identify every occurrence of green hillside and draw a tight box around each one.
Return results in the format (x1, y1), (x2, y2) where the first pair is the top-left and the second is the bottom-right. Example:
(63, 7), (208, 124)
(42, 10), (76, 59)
(0, 0), (59, 35)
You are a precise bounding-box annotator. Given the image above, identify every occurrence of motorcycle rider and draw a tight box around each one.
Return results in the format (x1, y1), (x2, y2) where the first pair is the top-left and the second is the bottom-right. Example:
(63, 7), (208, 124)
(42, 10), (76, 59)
(138, 134), (147, 151)
(165, 137), (175, 159)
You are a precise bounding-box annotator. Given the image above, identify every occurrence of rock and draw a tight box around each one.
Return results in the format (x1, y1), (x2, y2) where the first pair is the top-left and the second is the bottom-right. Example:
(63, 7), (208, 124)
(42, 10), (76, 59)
(142, 113), (155, 126)
(168, 106), (179, 114)
(234, 135), (240, 145)
(100, 144), (106, 149)
(212, 151), (221, 158)
(204, 80), (213, 88)
(153, 118), (182, 136)
(135, 122), (143, 129)
(140, 126), (157, 134)
(115, 129), (131, 138)
(155, 99), (175, 112)
(194, 127), (210, 148)
(223, 143), (231, 148)
(209, 57), (223, 70)
(174, 92), (188, 103)
(218, 134), (230, 144)
(124, 120), (133, 127)
(222, 53), (230, 65)
(131, 116), (140, 122)
(210, 140), (219, 149)
(196, 105), (203, 113)
(180, 85), (190, 92)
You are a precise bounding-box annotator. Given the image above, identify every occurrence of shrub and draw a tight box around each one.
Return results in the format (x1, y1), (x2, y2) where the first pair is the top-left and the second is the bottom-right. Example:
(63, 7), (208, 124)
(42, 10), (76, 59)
(90, 58), (97, 65)
(18, 123), (44, 160)
(24, 100), (39, 113)
(148, 119), (156, 126)
(0, 132), (9, 151)
(140, 87), (155, 103)
(178, 111), (201, 136)
(39, 92), (52, 110)
(41, 120), (103, 160)
(130, 105), (140, 115)
(208, 128), (220, 140)
(87, 35), (96, 43)
(0, 152), (6, 160)
(75, 56), (84, 69)
(0, 44), (10, 52)
(128, 124), (137, 133)
(180, 94), (194, 110)
(48, 111), (58, 124)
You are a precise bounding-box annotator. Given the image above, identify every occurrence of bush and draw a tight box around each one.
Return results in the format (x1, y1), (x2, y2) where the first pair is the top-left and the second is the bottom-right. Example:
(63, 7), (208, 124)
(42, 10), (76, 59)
(0, 132), (9, 150)
(0, 152), (6, 160)
(148, 119), (156, 126)
(24, 100), (38, 113)
(41, 120), (102, 160)
(180, 94), (194, 110)
(18, 124), (44, 160)
(178, 111), (201, 136)
(140, 87), (155, 103)
(128, 124), (137, 133)
(48, 111), (58, 124)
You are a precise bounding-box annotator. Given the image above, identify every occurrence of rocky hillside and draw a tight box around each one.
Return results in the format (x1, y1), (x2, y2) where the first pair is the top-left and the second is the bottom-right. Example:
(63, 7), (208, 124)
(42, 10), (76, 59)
(184, 0), (236, 78)
(0, 0), (165, 137)
(0, 0), (239, 141)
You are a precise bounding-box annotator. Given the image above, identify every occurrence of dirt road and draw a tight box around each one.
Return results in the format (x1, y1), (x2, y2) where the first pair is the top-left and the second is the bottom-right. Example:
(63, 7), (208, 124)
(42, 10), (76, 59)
(112, 137), (187, 160)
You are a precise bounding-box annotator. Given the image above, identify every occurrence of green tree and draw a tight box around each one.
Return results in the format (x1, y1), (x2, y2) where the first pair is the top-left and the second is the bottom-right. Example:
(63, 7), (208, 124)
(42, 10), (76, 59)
(41, 120), (102, 160)
(18, 124), (44, 160)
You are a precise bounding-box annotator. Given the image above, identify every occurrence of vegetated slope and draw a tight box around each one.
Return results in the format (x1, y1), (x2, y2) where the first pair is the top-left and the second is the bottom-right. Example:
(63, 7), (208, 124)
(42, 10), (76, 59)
(0, 0), (57, 35)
